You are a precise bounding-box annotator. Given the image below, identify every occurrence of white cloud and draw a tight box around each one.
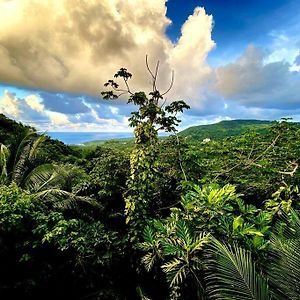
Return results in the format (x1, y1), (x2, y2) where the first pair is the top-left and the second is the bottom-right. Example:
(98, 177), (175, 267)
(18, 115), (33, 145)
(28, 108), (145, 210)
(25, 95), (44, 113)
(169, 7), (215, 102)
(90, 108), (102, 123)
(0, 90), (21, 117)
(0, 0), (215, 108)
(45, 111), (70, 126)
(109, 106), (119, 115)
(0, 88), (133, 132)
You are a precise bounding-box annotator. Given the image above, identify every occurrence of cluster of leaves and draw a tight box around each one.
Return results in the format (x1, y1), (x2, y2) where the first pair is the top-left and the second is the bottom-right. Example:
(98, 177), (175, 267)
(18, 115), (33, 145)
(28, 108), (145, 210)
(0, 183), (125, 299)
(102, 68), (190, 132)
(140, 182), (300, 299)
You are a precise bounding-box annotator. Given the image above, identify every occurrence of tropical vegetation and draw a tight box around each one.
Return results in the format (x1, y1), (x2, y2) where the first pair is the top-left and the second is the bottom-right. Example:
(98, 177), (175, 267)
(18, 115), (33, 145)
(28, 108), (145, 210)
(0, 65), (299, 300)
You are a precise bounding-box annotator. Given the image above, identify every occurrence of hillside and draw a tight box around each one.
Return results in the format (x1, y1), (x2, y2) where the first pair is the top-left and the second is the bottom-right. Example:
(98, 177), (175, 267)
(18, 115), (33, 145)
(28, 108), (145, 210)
(80, 119), (292, 146)
(178, 119), (278, 141)
(83, 137), (134, 149)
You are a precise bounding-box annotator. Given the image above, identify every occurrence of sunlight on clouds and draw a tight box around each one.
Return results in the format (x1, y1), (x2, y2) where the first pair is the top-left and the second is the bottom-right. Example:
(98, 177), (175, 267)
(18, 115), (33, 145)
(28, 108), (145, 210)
(170, 7), (215, 101)
(0, 88), (132, 132)
(25, 95), (44, 113)
(0, 0), (214, 107)
(46, 111), (70, 126)
(0, 90), (21, 118)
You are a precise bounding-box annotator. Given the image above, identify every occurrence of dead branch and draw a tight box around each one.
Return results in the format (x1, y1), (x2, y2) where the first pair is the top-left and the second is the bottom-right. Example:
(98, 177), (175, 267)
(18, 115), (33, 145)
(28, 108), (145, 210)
(279, 162), (299, 176)
(161, 70), (174, 96)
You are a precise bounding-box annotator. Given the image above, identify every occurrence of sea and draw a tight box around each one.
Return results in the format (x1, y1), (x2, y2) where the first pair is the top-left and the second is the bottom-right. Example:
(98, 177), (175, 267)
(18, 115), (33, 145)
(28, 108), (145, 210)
(46, 132), (134, 145)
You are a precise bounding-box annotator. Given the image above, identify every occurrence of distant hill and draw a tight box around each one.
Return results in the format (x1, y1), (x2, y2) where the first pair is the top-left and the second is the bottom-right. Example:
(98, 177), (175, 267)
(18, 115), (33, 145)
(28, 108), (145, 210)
(82, 119), (298, 146)
(83, 137), (134, 151)
(178, 119), (278, 141)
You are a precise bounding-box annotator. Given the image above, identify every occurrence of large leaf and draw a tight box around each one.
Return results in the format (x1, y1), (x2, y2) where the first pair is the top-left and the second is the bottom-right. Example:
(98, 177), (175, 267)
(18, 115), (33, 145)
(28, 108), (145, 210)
(268, 209), (300, 299)
(23, 163), (58, 192)
(205, 238), (270, 300)
(34, 188), (101, 210)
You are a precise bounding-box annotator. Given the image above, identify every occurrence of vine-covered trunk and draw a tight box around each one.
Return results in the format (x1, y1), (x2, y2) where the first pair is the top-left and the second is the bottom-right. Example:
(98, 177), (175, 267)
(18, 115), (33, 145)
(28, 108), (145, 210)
(124, 122), (159, 240)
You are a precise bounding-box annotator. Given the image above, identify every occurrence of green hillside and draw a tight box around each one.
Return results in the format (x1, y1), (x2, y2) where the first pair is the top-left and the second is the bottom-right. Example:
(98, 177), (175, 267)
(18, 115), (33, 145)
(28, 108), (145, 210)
(83, 137), (134, 150)
(179, 119), (277, 141)
(81, 119), (296, 146)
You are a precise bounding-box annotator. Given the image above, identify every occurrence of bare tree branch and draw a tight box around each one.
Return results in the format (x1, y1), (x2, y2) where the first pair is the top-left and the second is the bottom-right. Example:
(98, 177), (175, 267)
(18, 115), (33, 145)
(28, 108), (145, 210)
(279, 162), (298, 176)
(123, 78), (133, 95)
(161, 70), (174, 96)
(153, 60), (160, 92)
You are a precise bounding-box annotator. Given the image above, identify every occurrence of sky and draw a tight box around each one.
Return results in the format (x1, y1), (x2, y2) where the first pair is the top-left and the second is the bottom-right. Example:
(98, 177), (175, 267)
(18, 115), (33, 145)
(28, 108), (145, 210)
(0, 0), (299, 132)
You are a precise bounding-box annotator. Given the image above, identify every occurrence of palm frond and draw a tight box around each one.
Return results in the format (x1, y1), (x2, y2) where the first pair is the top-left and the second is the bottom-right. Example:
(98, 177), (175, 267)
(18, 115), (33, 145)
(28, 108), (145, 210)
(162, 258), (188, 287)
(205, 238), (270, 300)
(11, 129), (35, 171)
(268, 209), (300, 299)
(141, 252), (157, 272)
(28, 134), (46, 162)
(11, 130), (43, 185)
(23, 163), (58, 192)
(12, 142), (31, 184)
(33, 188), (101, 210)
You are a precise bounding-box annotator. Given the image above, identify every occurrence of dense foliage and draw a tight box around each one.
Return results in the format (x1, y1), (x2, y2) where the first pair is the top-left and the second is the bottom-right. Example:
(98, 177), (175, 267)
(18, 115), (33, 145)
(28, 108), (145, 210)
(0, 69), (299, 299)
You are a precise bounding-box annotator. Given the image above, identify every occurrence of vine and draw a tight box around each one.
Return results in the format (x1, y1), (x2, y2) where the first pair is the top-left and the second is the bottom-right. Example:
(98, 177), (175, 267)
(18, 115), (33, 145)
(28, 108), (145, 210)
(101, 56), (190, 240)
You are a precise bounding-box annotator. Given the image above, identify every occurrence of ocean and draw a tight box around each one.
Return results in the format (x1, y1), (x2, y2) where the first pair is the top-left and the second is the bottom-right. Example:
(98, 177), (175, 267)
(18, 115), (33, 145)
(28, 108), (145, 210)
(46, 132), (134, 145)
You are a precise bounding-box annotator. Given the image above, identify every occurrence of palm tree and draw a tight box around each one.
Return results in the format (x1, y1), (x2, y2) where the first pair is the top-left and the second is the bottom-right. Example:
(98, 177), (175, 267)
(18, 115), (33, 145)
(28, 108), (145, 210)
(0, 129), (98, 210)
(268, 209), (300, 299)
(204, 238), (270, 300)
(0, 128), (45, 185)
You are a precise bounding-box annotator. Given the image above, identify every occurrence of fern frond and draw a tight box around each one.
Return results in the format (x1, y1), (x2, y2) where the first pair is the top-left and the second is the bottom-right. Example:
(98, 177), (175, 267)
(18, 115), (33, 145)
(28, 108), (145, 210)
(162, 258), (188, 286)
(141, 253), (157, 272)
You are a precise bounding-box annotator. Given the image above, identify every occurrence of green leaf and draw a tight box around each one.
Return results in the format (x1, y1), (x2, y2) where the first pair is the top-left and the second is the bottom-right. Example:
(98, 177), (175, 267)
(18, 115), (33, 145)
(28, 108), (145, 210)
(233, 216), (244, 230)
(205, 238), (270, 300)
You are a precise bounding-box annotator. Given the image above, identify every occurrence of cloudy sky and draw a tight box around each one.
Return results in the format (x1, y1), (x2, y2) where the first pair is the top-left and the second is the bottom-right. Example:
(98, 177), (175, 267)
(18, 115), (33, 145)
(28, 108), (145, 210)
(0, 0), (299, 132)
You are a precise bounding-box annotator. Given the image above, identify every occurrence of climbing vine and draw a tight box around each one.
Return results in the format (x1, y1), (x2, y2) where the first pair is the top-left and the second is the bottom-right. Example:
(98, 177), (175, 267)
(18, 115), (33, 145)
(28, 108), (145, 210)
(101, 56), (190, 239)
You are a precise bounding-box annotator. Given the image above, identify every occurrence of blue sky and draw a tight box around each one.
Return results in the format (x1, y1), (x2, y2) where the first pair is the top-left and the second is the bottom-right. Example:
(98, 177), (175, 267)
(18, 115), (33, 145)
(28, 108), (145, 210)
(0, 0), (299, 132)
(167, 0), (300, 64)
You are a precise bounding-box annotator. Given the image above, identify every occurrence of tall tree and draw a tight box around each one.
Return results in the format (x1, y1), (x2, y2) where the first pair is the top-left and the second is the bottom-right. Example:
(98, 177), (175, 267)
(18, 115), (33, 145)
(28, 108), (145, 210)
(101, 56), (190, 240)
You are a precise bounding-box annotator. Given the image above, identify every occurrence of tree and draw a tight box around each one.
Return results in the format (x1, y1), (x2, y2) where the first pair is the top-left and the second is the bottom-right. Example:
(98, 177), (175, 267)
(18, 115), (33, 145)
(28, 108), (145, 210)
(0, 129), (95, 211)
(101, 56), (190, 240)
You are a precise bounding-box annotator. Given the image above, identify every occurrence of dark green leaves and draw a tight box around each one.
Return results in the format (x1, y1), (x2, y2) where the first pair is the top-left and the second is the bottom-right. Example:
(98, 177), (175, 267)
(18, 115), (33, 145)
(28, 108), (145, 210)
(165, 100), (191, 114)
(128, 92), (148, 105)
(114, 67), (132, 79)
(101, 90), (118, 100)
